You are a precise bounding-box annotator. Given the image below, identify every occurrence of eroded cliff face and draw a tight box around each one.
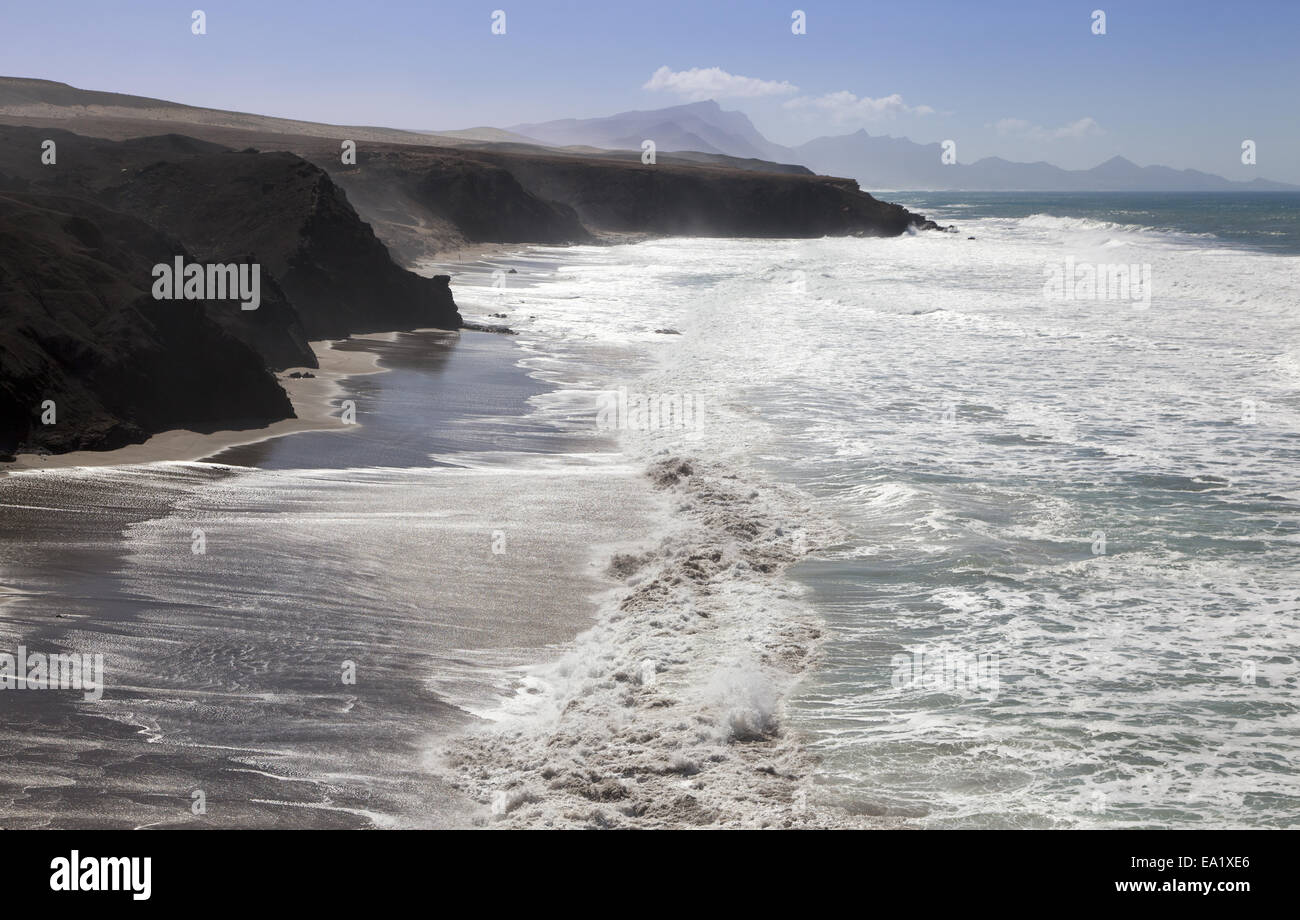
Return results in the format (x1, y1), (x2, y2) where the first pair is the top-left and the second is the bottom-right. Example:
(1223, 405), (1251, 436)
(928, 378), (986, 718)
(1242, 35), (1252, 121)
(304, 144), (935, 263)
(106, 149), (463, 339)
(0, 115), (938, 460)
(460, 150), (936, 238)
(317, 149), (591, 264)
(0, 192), (293, 459)
(0, 128), (462, 460)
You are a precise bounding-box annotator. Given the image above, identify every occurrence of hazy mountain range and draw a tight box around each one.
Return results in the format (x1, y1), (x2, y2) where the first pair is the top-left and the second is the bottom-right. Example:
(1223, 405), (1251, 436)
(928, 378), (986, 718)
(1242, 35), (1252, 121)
(501, 101), (1298, 192)
(510, 101), (790, 163)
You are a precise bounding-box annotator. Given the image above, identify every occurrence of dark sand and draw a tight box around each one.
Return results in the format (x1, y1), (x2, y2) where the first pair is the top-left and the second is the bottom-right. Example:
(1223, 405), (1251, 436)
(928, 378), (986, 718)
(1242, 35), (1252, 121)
(0, 330), (659, 828)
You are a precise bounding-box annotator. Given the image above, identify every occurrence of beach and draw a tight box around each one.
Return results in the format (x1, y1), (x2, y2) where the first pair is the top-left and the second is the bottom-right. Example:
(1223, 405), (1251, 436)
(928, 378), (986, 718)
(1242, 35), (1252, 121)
(438, 216), (1300, 828)
(4, 201), (1299, 829)
(0, 243), (897, 828)
(0, 319), (668, 827)
(5, 338), (386, 473)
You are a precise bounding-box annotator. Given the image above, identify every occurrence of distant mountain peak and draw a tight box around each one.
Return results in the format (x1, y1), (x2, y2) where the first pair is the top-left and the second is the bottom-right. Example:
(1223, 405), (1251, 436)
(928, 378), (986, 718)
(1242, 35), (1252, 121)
(491, 100), (1298, 192)
(505, 99), (789, 163)
(790, 130), (1297, 191)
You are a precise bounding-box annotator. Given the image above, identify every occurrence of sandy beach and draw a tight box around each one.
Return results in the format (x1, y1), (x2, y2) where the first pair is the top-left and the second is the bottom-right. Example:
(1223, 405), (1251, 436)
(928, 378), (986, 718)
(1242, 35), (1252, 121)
(3, 337), (394, 474)
(0, 321), (666, 829)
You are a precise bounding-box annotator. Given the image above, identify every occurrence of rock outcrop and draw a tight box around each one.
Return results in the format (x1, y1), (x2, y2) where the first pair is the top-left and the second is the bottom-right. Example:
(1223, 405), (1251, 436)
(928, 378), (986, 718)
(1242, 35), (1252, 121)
(0, 127), (463, 460)
(462, 150), (937, 238)
(0, 85), (943, 461)
(106, 149), (462, 339)
(322, 149), (591, 264)
(0, 192), (293, 458)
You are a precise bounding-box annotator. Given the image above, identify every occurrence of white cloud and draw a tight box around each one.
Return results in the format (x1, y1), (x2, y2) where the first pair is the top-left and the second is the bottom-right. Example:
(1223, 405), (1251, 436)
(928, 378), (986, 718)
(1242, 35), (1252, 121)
(643, 66), (798, 101)
(993, 116), (1103, 140)
(994, 117), (1033, 135)
(1054, 117), (1102, 138)
(783, 91), (937, 123)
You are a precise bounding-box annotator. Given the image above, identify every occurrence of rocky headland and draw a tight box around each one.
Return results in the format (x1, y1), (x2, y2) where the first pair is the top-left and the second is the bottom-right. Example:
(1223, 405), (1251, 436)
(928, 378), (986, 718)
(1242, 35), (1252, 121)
(0, 78), (942, 461)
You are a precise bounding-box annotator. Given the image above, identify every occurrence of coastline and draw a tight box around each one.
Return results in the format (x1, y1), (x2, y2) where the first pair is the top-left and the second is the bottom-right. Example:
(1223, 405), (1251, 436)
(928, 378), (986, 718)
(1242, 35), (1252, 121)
(0, 315), (647, 829)
(2, 239), (534, 477)
(2, 241), (896, 829)
(3, 336), (392, 473)
(441, 454), (906, 828)
(425, 243), (901, 827)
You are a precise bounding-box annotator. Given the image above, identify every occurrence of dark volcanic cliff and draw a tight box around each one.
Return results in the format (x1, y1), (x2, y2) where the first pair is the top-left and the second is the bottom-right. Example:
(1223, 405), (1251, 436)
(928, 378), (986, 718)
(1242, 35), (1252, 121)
(305, 146), (934, 261)
(0, 193), (293, 458)
(323, 149), (591, 264)
(106, 149), (463, 340)
(0, 127), (463, 460)
(0, 80), (943, 254)
(0, 109), (939, 263)
(0, 85), (942, 460)
(467, 150), (932, 237)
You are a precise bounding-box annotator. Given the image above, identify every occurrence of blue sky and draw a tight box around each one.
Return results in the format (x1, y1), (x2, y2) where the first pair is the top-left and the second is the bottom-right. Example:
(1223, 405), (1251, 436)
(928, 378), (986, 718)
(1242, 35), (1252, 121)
(3, 1), (1298, 181)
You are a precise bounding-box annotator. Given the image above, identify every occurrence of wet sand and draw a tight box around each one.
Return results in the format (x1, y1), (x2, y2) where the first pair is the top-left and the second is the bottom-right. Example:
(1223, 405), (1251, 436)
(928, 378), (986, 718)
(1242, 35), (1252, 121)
(4, 337), (392, 474)
(0, 328), (661, 828)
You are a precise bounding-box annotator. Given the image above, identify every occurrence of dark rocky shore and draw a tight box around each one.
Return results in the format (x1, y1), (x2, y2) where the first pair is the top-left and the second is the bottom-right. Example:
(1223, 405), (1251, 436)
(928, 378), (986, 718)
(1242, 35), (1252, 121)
(0, 127), (462, 458)
(0, 78), (942, 461)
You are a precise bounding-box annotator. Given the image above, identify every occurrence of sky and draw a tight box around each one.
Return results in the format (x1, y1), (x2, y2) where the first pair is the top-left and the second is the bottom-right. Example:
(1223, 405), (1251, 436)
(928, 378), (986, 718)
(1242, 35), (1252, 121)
(3, 0), (1298, 182)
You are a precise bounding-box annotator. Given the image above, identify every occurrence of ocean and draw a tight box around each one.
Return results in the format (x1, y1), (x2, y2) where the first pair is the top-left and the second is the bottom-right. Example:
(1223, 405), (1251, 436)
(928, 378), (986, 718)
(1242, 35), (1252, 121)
(893, 190), (1300, 255)
(2, 192), (1297, 828)
(448, 191), (1300, 827)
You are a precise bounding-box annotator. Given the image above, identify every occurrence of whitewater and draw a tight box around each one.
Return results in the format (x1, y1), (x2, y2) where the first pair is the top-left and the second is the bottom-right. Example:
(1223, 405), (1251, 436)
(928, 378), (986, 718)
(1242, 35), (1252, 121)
(444, 209), (1300, 828)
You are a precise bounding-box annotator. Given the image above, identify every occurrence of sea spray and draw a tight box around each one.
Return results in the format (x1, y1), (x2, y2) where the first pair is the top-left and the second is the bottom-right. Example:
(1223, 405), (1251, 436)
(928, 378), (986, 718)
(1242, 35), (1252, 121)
(438, 456), (896, 828)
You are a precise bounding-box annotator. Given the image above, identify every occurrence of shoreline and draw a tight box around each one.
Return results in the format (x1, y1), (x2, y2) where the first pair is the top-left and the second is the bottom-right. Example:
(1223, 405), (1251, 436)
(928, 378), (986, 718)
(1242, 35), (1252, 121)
(3, 240), (885, 828)
(2, 233), (543, 476)
(440, 454), (904, 828)
(422, 244), (898, 827)
(0, 317), (614, 829)
(2, 336), (395, 474)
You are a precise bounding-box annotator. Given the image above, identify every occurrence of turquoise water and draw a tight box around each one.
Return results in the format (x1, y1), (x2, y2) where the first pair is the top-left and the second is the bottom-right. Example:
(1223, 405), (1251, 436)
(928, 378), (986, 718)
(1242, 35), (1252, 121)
(893, 191), (1300, 255)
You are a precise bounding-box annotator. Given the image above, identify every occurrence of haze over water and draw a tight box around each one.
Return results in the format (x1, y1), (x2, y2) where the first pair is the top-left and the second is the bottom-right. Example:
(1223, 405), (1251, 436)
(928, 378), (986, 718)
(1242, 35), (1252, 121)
(3, 194), (1297, 828)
